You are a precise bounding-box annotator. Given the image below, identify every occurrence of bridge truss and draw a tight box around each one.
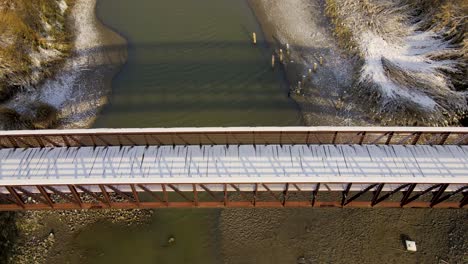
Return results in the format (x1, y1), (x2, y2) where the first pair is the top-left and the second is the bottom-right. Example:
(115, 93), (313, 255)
(0, 127), (467, 210)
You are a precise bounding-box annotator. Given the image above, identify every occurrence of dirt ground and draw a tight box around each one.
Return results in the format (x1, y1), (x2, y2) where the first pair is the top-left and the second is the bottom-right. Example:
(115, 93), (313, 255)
(220, 208), (468, 264)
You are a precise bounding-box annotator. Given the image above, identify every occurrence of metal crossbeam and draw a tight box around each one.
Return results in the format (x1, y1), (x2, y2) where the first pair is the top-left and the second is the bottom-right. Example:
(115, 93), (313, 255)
(0, 182), (465, 210)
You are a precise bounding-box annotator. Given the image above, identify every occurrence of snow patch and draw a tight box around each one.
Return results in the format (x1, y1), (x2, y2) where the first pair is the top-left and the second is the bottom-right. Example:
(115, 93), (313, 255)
(358, 30), (459, 109)
(8, 0), (104, 127)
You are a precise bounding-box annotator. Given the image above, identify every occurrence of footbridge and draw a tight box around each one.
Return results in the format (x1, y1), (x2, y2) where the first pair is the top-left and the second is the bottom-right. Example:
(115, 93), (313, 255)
(0, 127), (467, 210)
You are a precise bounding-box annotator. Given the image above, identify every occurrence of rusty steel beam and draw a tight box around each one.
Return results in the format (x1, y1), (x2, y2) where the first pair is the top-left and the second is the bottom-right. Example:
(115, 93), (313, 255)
(434, 186), (468, 206)
(253, 183), (258, 206)
(130, 184), (140, 205)
(0, 191), (17, 204)
(371, 183), (385, 206)
(429, 184), (449, 207)
(199, 184), (220, 202)
(193, 184), (199, 206)
(167, 184), (193, 202)
(400, 184), (417, 206)
(41, 136), (61, 147)
(105, 185), (136, 203)
(36, 186), (54, 208)
(162, 184), (169, 205)
(44, 186), (78, 205)
(0, 128), (467, 147)
(261, 183), (281, 204)
(0, 183), (466, 211)
(137, 184), (164, 203)
(312, 183), (320, 206)
(0, 200), (463, 211)
(6, 187), (25, 208)
(66, 135), (83, 146)
(460, 192), (468, 208)
(223, 184), (228, 206)
(13, 186), (49, 205)
(374, 183), (411, 205)
(282, 183), (289, 206)
(403, 184), (443, 206)
(344, 184), (378, 206)
(68, 185), (83, 207)
(341, 183), (352, 206)
(99, 185), (112, 204)
(230, 184), (253, 204)
(75, 185), (108, 205)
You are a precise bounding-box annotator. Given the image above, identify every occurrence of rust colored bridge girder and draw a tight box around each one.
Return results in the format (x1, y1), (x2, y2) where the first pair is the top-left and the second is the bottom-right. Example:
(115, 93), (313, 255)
(0, 127), (467, 148)
(0, 183), (466, 211)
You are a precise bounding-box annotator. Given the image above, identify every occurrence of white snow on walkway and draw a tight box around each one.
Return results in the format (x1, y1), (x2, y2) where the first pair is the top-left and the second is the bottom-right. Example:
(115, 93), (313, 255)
(0, 144), (466, 192)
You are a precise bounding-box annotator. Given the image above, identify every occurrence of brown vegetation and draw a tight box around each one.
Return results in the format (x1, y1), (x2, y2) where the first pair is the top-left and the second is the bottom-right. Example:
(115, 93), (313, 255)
(0, 0), (74, 101)
(325, 0), (468, 126)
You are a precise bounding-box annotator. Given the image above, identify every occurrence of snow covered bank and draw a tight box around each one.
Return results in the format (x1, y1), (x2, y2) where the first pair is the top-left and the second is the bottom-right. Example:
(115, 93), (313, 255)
(6, 0), (127, 128)
(327, 0), (467, 125)
(249, 0), (369, 126)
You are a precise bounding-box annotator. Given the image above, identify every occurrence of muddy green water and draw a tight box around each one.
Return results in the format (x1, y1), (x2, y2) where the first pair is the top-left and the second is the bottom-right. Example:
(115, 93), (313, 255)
(93, 0), (302, 127)
(76, 0), (302, 263)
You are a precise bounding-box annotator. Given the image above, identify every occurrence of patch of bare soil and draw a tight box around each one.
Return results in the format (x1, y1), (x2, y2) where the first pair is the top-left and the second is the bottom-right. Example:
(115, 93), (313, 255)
(220, 208), (467, 263)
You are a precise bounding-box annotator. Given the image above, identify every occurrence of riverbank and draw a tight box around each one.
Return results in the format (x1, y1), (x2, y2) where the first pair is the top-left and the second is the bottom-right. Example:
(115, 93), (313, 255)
(248, 0), (372, 126)
(248, 0), (467, 126)
(1, 0), (146, 263)
(0, 0), (74, 130)
(6, 0), (127, 129)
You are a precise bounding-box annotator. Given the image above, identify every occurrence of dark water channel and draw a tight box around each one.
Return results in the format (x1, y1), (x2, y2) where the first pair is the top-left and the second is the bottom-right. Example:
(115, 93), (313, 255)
(75, 0), (302, 263)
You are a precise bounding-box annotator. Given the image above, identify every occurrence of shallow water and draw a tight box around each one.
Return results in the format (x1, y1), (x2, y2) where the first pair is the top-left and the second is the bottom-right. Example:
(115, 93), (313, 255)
(74, 209), (221, 264)
(93, 0), (302, 127)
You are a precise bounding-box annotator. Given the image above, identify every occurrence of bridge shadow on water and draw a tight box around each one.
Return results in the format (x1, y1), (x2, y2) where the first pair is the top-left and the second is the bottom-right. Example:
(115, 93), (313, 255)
(70, 38), (363, 127)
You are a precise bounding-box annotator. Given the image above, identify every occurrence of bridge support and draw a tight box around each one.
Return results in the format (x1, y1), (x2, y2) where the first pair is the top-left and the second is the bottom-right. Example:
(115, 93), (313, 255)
(0, 183), (465, 211)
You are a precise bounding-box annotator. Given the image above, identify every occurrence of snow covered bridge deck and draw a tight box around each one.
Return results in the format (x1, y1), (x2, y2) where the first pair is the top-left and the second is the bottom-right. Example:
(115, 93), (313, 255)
(0, 127), (467, 210)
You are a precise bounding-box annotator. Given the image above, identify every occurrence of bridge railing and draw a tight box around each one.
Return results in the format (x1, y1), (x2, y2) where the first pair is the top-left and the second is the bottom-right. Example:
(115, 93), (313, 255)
(0, 127), (467, 148)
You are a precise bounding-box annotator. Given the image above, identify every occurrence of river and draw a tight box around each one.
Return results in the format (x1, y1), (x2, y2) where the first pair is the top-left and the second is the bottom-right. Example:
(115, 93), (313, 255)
(74, 0), (302, 263)
(93, 0), (302, 128)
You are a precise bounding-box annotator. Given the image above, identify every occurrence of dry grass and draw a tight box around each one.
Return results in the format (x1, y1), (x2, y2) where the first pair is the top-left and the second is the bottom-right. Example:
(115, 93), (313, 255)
(406, 0), (468, 91)
(0, 0), (74, 97)
(325, 0), (468, 126)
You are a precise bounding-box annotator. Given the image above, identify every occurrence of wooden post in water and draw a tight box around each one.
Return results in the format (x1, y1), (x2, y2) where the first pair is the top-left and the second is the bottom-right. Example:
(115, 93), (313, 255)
(313, 63), (318, 72)
(271, 54), (275, 69)
(279, 49), (283, 63)
(319, 56), (323, 65)
(308, 68), (312, 80)
(286, 43), (290, 55)
(252, 32), (257, 45)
